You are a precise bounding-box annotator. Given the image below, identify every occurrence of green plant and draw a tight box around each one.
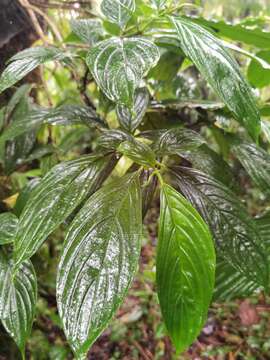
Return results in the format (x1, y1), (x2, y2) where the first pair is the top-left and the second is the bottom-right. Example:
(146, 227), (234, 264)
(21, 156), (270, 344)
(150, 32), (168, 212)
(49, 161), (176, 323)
(0, 0), (270, 359)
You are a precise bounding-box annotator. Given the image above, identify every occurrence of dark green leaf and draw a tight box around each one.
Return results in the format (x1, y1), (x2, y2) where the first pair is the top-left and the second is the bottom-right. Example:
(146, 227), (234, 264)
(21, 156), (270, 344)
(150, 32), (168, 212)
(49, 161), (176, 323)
(170, 167), (269, 288)
(184, 144), (236, 189)
(232, 142), (270, 195)
(156, 127), (205, 156)
(140, 169), (157, 218)
(0, 213), (18, 245)
(57, 173), (142, 358)
(214, 210), (270, 301)
(13, 154), (116, 268)
(96, 129), (133, 150)
(14, 178), (41, 217)
(70, 19), (104, 45)
(170, 16), (261, 140)
(5, 84), (32, 120)
(157, 183), (215, 353)
(116, 87), (149, 132)
(214, 256), (257, 302)
(86, 37), (160, 107)
(248, 50), (270, 88)
(0, 105), (103, 145)
(0, 251), (37, 354)
(118, 139), (156, 167)
(101, 0), (135, 29)
(0, 47), (67, 94)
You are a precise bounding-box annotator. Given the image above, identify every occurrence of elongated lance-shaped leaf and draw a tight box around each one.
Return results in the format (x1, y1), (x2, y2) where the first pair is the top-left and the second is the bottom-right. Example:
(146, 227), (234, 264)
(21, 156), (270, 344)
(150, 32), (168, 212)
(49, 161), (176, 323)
(231, 142), (270, 195)
(116, 87), (149, 132)
(101, 0), (135, 29)
(157, 184), (215, 353)
(170, 167), (269, 288)
(0, 213), (18, 245)
(0, 47), (68, 94)
(0, 105), (103, 145)
(214, 210), (270, 301)
(214, 256), (258, 302)
(86, 37), (160, 107)
(57, 173), (142, 358)
(70, 19), (105, 45)
(0, 250), (37, 355)
(156, 127), (205, 156)
(170, 16), (261, 141)
(13, 154), (116, 268)
(192, 17), (270, 49)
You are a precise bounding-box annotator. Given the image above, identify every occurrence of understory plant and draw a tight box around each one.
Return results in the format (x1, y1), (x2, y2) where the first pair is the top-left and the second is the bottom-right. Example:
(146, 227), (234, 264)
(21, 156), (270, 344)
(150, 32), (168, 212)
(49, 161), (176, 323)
(0, 0), (270, 358)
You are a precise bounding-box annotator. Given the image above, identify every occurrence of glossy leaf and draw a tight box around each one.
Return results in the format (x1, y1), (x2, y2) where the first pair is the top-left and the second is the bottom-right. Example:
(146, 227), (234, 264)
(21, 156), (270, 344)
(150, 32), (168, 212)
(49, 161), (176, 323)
(0, 47), (67, 94)
(13, 154), (116, 268)
(96, 129), (133, 150)
(0, 251), (37, 354)
(157, 184), (215, 353)
(170, 167), (269, 288)
(170, 16), (261, 140)
(184, 144), (236, 189)
(0, 213), (18, 245)
(0, 105), (103, 145)
(118, 139), (156, 167)
(232, 142), (270, 195)
(214, 256), (257, 302)
(101, 0), (135, 29)
(57, 173), (142, 358)
(86, 37), (160, 107)
(70, 19), (104, 45)
(214, 210), (270, 301)
(156, 127), (205, 156)
(116, 87), (149, 132)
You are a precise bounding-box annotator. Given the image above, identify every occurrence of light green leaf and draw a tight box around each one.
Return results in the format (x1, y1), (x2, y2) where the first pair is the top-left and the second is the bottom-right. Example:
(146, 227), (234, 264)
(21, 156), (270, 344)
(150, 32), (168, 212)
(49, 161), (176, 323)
(57, 173), (142, 358)
(0, 213), (18, 245)
(170, 167), (269, 288)
(232, 142), (270, 195)
(0, 251), (37, 355)
(101, 0), (135, 29)
(70, 19), (104, 45)
(118, 139), (156, 167)
(192, 17), (270, 49)
(157, 183), (215, 353)
(248, 50), (270, 88)
(13, 154), (116, 268)
(170, 16), (261, 141)
(116, 87), (149, 132)
(86, 37), (160, 107)
(0, 47), (67, 94)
